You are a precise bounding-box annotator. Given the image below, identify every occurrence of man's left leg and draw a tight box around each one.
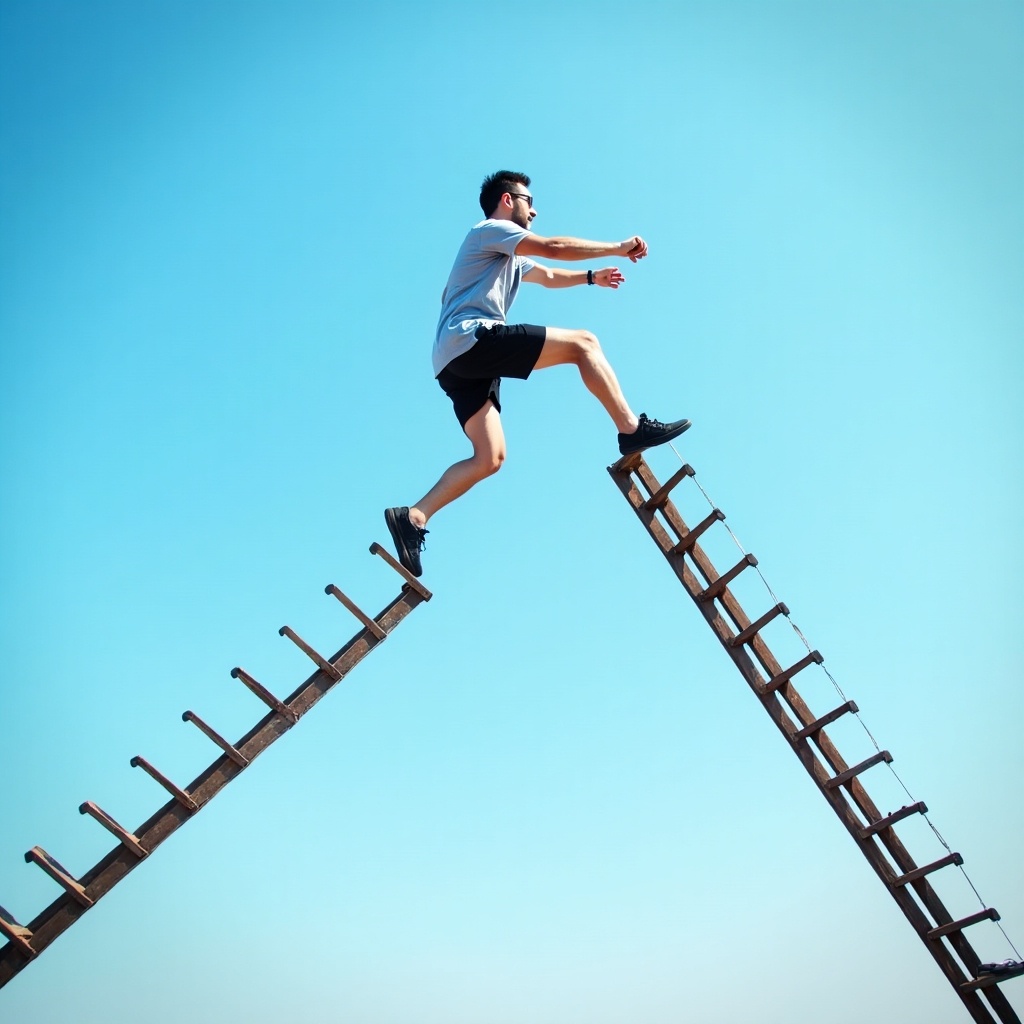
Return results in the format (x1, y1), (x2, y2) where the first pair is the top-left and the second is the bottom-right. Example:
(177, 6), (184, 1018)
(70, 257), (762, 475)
(534, 326), (690, 454)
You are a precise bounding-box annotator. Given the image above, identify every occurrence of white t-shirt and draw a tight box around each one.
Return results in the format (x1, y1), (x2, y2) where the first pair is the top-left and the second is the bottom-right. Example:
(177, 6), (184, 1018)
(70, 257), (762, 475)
(433, 219), (537, 376)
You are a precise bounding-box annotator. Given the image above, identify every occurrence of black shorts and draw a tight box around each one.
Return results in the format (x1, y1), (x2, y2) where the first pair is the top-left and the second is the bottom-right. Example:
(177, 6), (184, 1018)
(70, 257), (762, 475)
(436, 323), (546, 428)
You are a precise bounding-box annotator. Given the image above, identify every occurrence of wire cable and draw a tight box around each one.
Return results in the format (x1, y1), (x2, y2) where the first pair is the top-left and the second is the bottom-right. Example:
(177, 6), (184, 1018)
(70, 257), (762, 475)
(664, 442), (1022, 961)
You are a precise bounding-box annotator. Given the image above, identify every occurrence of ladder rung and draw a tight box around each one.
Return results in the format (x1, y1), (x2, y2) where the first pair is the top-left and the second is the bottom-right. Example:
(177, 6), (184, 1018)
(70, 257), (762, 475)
(672, 509), (725, 555)
(182, 711), (249, 767)
(698, 553), (758, 602)
(24, 847), (94, 907)
(369, 542), (433, 600)
(962, 961), (1024, 990)
(279, 626), (343, 681)
(325, 584), (387, 640)
(927, 908), (1000, 940)
(728, 602), (789, 647)
(858, 802), (928, 839)
(763, 650), (823, 694)
(642, 463), (695, 510)
(892, 852), (964, 887)
(794, 700), (859, 740)
(230, 667), (298, 724)
(0, 903), (36, 958)
(130, 756), (199, 812)
(824, 750), (892, 789)
(78, 801), (148, 858)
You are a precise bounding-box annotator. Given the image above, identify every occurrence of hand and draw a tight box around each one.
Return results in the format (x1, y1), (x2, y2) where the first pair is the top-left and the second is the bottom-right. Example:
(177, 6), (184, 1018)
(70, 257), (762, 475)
(620, 236), (648, 262)
(593, 267), (626, 289)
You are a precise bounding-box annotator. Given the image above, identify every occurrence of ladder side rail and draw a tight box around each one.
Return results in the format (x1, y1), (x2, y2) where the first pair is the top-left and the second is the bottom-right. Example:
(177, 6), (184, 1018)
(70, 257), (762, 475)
(618, 465), (866, 792)
(135, 587), (428, 850)
(610, 460), (1014, 1024)
(0, 585), (428, 990)
(612, 465), (896, 840)
(872, 828), (1018, 1022)
(635, 461), (810, 696)
(976, 984), (1023, 1024)
(277, 586), (426, 709)
(626, 462), (902, 833)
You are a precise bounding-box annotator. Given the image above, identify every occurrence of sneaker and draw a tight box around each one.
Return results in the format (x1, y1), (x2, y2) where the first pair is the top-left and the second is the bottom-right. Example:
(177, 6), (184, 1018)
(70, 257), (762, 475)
(384, 506), (428, 577)
(618, 413), (692, 456)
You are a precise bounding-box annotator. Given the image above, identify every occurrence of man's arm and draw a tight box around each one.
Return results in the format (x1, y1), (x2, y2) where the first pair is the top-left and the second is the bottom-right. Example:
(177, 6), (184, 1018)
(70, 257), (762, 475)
(522, 265), (627, 289)
(515, 233), (648, 263)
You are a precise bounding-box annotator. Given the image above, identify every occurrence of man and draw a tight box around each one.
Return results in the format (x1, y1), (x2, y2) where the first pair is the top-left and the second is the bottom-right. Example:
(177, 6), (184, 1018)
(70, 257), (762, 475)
(385, 170), (690, 577)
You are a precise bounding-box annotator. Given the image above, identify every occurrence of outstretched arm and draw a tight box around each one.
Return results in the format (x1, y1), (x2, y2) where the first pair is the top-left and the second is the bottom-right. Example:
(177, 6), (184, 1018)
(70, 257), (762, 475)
(523, 266), (627, 289)
(515, 233), (648, 263)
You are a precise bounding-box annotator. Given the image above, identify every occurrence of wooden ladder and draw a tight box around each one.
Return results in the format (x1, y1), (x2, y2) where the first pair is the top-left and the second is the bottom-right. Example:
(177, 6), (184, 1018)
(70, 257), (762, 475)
(608, 452), (1022, 1024)
(0, 543), (431, 989)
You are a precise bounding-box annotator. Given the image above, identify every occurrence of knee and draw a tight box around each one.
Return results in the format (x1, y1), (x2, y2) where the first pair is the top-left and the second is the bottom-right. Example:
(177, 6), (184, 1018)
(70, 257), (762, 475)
(573, 330), (601, 362)
(475, 448), (505, 477)
(488, 449), (506, 475)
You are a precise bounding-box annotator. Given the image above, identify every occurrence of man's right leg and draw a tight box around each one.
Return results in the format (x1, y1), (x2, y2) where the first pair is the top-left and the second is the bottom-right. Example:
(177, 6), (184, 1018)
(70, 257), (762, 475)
(385, 401), (506, 576)
(409, 400), (506, 527)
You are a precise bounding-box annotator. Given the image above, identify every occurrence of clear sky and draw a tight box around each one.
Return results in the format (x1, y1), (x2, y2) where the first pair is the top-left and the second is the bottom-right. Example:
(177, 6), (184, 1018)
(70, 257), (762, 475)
(1, 2), (1021, 1022)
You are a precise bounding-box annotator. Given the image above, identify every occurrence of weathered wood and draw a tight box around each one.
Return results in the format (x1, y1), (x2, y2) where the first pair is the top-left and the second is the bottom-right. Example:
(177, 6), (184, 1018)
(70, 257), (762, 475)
(78, 802), (148, 858)
(0, 905), (35, 959)
(671, 508), (725, 555)
(762, 650), (824, 694)
(728, 602), (789, 647)
(642, 463), (695, 510)
(824, 751), (893, 789)
(130, 757), (198, 812)
(608, 455), (1020, 1024)
(859, 802), (928, 839)
(369, 542), (432, 600)
(279, 626), (343, 681)
(892, 852), (963, 888)
(182, 711), (249, 767)
(24, 848), (93, 908)
(964, 964), (1024, 991)
(0, 578), (428, 989)
(928, 908), (1000, 940)
(325, 584), (387, 640)
(230, 667), (298, 724)
(794, 700), (858, 740)
(698, 553), (758, 603)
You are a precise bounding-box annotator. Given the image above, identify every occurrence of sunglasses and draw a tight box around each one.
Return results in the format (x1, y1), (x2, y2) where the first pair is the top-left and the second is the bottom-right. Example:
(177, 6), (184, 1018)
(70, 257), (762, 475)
(508, 192), (534, 208)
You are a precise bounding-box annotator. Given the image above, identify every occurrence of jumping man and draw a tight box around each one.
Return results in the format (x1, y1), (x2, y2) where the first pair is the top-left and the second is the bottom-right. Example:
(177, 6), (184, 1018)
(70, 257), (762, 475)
(385, 170), (691, 577)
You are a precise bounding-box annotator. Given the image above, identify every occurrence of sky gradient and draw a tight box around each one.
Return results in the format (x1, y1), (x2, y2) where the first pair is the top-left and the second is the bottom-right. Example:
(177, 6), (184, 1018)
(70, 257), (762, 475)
(1, 2), (1021, 1022)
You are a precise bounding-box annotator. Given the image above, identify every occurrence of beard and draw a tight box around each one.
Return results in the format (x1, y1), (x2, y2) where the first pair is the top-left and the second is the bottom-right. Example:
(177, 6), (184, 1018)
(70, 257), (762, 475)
(512, 207), (532, 231)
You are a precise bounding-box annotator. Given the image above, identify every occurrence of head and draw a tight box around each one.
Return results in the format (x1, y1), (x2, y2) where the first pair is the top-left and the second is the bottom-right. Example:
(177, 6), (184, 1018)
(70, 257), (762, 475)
(479, 169), (535, 228)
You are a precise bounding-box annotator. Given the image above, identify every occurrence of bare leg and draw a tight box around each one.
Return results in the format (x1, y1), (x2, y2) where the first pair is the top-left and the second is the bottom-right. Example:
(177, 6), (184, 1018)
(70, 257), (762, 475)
(533, 327), (639, 435)
(409, 400), (506, 527)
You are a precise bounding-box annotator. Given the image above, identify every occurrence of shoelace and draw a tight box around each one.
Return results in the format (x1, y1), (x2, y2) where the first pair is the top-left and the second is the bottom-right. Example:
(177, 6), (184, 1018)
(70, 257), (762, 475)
(640, 413), (670, 431)
(414, 527), (429, 552)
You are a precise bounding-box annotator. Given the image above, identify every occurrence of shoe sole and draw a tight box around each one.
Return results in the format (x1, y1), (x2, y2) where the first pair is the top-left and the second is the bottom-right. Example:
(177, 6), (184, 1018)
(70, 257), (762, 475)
(384, 508), (422, 577)
(619, 419), (692, 456)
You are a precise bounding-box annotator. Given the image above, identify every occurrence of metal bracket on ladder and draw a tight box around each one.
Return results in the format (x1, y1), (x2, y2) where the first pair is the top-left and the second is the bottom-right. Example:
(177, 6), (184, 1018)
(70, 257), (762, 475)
(608, 453), (1021, 1024)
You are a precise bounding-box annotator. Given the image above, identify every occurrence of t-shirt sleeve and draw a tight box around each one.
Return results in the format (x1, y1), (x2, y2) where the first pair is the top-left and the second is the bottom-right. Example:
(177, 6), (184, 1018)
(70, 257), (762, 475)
(475, 219), (531, 256)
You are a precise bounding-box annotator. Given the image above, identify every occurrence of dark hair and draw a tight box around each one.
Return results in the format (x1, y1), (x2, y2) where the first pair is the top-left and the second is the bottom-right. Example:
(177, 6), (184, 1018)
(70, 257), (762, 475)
(479, 170), (531, 216)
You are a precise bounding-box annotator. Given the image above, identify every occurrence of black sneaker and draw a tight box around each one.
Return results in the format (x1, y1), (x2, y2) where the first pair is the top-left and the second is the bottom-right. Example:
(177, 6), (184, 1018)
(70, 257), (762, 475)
(618, 413), (692, 456)
(384, 507), (428, 577)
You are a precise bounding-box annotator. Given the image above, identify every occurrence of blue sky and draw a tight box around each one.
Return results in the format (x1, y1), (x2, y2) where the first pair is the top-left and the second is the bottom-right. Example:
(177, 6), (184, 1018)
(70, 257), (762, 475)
(1, 2), (1021, 1022)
